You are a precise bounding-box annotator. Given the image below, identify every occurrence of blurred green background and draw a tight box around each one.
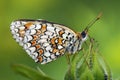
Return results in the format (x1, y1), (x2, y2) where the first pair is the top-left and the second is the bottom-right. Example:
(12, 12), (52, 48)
(0, 0), (120, 80)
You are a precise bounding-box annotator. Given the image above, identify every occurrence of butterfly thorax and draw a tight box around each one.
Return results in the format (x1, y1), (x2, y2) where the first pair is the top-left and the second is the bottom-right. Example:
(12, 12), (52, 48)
(65, 32), (87, 54)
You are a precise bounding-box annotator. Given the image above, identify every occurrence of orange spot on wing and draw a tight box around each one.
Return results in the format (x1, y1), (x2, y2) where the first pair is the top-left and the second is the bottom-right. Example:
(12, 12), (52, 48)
(59, 49), (65, 54)
(31, 40), (36, 46)
(33, 35), (38, 40)
(41, 24), (47, 32)
(24, 22), (33, 29)
(19, 30), (25, 37)
(38, 48), (44, 55)
(58, 38), (63, 45)
(37, 56), (43, 62)
(50, 37), (56, 44)
(35, 45), (41, 50)
(36, 30), (41, 35)
(59, 30), (64, 37)
(52, 48), (58, 53)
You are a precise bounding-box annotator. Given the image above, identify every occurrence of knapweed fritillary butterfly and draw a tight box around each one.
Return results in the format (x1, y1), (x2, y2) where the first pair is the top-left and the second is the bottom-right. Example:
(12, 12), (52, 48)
(10, 13), (101, 64)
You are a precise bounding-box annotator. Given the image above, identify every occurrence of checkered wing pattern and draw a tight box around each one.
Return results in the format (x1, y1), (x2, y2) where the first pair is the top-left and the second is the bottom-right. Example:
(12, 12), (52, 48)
(10, 19), (80, 64)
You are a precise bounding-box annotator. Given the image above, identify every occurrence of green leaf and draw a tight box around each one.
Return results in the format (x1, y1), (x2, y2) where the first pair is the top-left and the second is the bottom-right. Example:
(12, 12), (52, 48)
(65, 39), (112, 80)
(64, 53), (80, 80)
(12, 64), (54, 80)
(64, 49), (93, 80)
(89, 51), (105, 80)
(96, 53), (112, 80)
(76, 55), (94, 80)
(87, 40), (112, 80)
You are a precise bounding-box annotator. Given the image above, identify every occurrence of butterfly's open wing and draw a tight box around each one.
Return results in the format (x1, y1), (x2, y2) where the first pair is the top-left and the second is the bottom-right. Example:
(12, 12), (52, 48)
(10, 19), (78, 64)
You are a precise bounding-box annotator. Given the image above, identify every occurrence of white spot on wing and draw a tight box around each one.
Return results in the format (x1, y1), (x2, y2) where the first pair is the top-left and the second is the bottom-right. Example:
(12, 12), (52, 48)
(23, 35), (32, 43)
(19, 41), (23, 46)
(45, 31), (53, 36)
(51, 54), (56, 59)
(55, 28), (60, 34)
(62, 34), (67, 39)
(44, 52), (50, 57)
(24, 43), (31, 49)
(26, 49), (31, 55)
(29, 47), (36, 53)
(43, 43), (49, 47)
(27, 35), (33, 41)
(19, 26), (25, 30)
(32, 52), (38, 57)
(11, 22), (16, 26)
(58, 45), (63, 49)
(35, 59), (38, 62)
(21, 22), (27, 25)
(29, 25), (35, 29)
(40, 35), (48, 38)
(38, 39), (47, 43)
(30, 54), (36, 59)
(47, 24), (55, 32)
(30, 52), (38, 59)
(30, 29), (36, 35)
(14, 29), (19, 33)
(41, 61), (46, 64)
(46, 46), (52, 51)
(56, 52), (60, 55)
(11, 30), (16, 34)
(35, 24), (41, 29)
(47, 57), (52, 62)
(10, 25), (15, 30)
(15, 21), (21, 27)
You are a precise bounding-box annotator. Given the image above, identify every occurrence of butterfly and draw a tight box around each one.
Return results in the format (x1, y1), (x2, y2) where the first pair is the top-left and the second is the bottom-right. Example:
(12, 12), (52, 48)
(10, 13), (101, 64)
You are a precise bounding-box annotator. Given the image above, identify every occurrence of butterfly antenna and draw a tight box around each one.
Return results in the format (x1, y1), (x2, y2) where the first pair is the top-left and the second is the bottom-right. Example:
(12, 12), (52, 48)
(84, 12), (102, 32)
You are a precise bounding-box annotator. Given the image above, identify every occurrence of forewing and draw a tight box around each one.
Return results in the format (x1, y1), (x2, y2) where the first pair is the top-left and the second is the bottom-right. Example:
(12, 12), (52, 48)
(10, 19), (77, 64)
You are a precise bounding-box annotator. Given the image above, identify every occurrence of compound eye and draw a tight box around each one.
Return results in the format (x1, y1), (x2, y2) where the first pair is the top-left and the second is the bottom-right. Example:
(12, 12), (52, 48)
(81, 31), (86, 38)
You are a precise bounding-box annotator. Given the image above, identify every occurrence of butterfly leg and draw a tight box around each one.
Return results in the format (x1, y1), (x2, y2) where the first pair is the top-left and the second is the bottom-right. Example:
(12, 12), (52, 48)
(65, 53), (71, 66)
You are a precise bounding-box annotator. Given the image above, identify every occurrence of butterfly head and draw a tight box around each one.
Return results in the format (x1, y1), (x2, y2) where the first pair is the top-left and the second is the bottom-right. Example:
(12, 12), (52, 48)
(80, 30), (88, 41)
(76, 31), (87, 42)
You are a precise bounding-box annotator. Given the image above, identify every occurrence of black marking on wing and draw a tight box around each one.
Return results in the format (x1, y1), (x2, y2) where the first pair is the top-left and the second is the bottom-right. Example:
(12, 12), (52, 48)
(14, 19), (68, 27)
